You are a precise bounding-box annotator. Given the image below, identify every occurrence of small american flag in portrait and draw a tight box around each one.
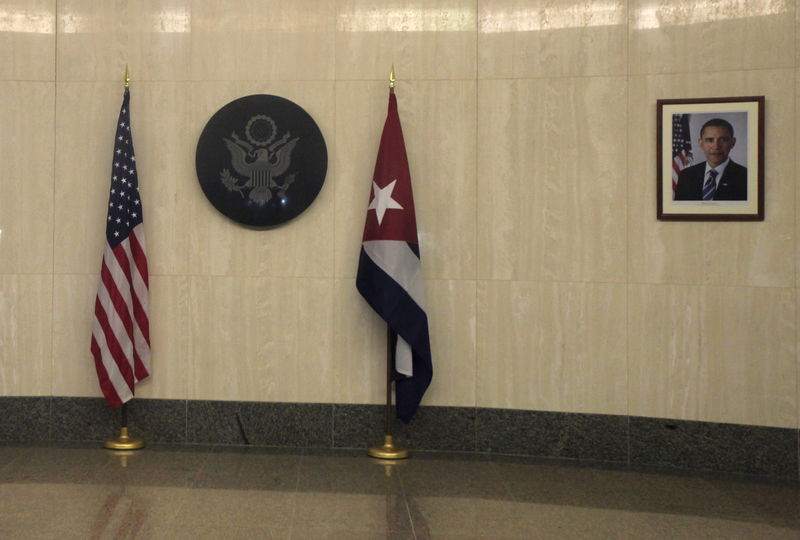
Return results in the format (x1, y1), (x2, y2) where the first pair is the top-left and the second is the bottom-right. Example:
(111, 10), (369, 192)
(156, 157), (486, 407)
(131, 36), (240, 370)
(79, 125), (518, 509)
(671, 113), (693, 197)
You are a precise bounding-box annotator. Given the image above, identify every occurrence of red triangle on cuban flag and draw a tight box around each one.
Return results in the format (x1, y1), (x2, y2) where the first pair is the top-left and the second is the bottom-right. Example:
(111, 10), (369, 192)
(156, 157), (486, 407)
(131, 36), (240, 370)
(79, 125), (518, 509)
(362, 93), (419, 244)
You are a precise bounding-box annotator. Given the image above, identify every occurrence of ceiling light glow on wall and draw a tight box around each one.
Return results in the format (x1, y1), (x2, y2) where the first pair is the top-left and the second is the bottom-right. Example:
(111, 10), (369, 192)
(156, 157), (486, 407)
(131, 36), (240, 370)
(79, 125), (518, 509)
(633, 0), (788, 30)
(0, 9), (54, 33)
(480, 2), (625, 33)
(337, 8), (475, 32)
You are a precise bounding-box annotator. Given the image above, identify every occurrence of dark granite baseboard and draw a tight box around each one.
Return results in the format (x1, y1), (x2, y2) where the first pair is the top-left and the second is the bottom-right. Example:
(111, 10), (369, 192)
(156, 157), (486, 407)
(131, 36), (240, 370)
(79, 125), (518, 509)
(333, 404), (477, 452)
(0, 397), (796, 480)
(629, 417), (797, 478)
(0, 397), (51, 442)
(476, 408), (629, 462)
(187, 400), (331, 447)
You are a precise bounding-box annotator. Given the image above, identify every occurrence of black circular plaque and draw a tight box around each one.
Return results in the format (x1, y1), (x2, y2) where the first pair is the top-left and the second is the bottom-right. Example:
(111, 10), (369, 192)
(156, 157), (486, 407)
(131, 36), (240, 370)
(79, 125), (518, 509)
(196, 94), (327, 228)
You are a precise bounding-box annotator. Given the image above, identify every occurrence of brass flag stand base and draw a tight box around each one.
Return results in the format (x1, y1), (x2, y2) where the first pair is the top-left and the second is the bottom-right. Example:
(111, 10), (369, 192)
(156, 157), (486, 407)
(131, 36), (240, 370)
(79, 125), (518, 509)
(368, 435), (409, 460)
(104, 403), (144, 450)
(104, 426), (144, 451)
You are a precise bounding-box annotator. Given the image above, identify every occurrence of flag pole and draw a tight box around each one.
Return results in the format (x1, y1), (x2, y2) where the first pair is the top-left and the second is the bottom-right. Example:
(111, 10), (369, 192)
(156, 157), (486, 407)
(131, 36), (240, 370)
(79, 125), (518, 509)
(102, 65), (144, 452)
(367, 65), (409, 461)
(367, 326), (408, 459)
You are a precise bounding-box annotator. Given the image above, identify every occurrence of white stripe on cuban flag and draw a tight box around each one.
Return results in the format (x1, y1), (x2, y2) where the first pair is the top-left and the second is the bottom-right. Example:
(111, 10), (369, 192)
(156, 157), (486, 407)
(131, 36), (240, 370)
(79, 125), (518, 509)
(362, 239), (426, 376)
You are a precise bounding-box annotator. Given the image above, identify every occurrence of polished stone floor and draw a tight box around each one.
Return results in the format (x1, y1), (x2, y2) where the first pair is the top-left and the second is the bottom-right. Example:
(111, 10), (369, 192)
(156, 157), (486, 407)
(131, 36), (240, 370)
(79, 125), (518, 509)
(0, 443), (798, 539)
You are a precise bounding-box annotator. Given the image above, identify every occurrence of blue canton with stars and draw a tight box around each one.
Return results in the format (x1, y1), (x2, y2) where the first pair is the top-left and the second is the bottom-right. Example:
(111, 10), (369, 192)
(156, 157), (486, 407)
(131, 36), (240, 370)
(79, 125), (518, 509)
(672, 113), (692, 158)
(105, 89), (143, 248)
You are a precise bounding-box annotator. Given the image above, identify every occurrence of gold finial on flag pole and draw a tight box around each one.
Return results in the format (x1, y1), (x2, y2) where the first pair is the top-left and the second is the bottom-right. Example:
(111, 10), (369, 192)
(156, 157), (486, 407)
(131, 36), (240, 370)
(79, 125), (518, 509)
(389, 65), (395, 91)
(124, 65), (130, 89)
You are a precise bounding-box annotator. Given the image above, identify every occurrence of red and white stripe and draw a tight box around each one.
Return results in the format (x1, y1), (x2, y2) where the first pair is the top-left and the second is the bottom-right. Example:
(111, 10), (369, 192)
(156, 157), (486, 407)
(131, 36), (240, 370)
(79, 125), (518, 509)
(672, 150), (691, 192)
(90, 223), (150, 408)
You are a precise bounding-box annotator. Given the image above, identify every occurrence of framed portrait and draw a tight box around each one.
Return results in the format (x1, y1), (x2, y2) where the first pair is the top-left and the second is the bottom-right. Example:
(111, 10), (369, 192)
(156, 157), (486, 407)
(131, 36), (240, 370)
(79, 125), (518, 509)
(657, 96), (764, 221)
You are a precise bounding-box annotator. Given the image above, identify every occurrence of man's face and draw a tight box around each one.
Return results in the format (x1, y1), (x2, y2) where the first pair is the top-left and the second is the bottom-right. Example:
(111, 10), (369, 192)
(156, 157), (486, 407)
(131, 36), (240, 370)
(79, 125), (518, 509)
(698, 125), (736, 168)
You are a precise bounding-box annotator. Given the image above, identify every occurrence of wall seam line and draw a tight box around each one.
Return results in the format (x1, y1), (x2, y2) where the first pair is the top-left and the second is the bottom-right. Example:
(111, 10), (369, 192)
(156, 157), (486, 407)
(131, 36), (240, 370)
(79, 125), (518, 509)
(50, 0), (60, 400)
(473, 0), (480, 443)
(625, 0), (632, 464)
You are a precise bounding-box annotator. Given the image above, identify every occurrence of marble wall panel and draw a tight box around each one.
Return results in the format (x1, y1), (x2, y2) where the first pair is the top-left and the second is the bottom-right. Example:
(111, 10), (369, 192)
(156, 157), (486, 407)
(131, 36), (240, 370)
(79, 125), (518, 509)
(629, 0), (795, 75)
(139, 275), (192, 400)
(418, 279), (476, 407)
(698, 286), (796, 428)
(53, 82), (119, 275)
(57, 0), (129, 82)
(191, 0), (335, 81)
(190, 276), (334, 403)
(292, 278), (335, 403)
(333, 81), (388, 280)
(629, 284), (797, 429)
(154, 81), (243, 277)
(50, 274), (98, 397)
(628, 69), (795, 288)
(332, 277), (390, 405)
(335, 0), (477, 81)
(476, 280), (627, 415)
(125, 0), (191, 82)
(477, 77), (628, 283)
(628, 284), (703, 421)
(0, 275), (53, 395)
(134, 81), (202, 277)
(334, 80), (477, 281)
(478, 0), (628, 78)
(57, 0), (191, 82)
(399, 80), (477, 280)
(0, 0), (55, 81)
(0, 82), (55, 274)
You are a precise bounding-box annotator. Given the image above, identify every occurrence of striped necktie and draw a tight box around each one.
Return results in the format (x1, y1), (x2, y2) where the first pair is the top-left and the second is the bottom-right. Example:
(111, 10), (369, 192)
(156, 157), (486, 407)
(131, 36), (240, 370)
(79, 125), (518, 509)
(702, 169), (718, 201)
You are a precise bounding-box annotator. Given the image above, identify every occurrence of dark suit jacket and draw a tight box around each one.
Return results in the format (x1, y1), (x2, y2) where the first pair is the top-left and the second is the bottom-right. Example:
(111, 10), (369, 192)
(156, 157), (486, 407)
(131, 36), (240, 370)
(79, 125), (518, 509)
(674, 160), (748, 201)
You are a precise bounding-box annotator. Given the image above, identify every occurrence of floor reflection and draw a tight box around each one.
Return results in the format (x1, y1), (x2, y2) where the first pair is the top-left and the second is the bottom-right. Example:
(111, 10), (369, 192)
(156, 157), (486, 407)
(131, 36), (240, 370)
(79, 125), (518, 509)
(0, 443), (797, 539)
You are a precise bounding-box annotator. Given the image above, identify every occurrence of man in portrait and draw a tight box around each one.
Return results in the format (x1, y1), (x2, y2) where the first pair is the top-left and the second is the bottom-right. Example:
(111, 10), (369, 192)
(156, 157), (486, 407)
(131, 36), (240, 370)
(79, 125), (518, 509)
(674, 118), (747, 201)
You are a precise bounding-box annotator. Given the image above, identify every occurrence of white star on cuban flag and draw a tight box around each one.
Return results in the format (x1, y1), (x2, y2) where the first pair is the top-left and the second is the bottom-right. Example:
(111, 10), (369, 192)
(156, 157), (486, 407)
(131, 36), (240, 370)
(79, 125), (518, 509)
(356, 91), (432, 423)
(368, 179), (404, 224)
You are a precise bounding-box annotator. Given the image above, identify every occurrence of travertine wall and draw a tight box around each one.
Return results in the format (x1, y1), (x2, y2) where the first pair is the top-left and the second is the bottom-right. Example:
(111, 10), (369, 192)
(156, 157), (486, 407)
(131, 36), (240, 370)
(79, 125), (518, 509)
(1, 0), (797, 428)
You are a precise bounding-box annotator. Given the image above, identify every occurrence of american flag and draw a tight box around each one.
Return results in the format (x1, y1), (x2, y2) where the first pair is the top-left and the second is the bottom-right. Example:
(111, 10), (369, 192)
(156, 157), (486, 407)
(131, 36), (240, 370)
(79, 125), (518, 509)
(672, 113), (693, 195)
(90, 88), (150, 409)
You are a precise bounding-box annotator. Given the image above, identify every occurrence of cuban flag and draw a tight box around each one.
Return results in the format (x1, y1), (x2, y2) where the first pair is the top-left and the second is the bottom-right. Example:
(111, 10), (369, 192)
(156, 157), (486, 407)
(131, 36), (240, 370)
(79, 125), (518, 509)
(356, 91), (432, 423)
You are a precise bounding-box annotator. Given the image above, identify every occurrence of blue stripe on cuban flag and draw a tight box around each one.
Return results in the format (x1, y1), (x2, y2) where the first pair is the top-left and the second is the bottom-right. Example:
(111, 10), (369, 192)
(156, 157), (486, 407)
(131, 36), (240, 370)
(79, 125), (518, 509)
(357, 240), (432, 423)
